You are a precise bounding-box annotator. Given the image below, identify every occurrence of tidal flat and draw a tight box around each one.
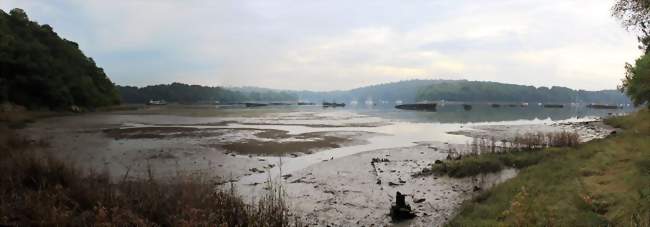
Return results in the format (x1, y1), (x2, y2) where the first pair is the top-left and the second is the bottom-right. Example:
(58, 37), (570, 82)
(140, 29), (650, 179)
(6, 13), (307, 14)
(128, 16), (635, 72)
(18, 104), (630, 226)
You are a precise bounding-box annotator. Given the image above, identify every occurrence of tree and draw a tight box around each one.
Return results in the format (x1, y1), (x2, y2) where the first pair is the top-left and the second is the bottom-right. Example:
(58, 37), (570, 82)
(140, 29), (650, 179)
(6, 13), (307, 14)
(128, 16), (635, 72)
(621, 56), (650, 107)
(613, 0), (650, 107)
(0, 8), (120, 109)
(612, 0), (650, 52)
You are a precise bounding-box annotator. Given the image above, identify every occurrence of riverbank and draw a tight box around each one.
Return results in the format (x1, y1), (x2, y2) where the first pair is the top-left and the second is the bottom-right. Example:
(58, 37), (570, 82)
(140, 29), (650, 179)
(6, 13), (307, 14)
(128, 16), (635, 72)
(447, 109), (650, 226)
(2, 104), (633, 226)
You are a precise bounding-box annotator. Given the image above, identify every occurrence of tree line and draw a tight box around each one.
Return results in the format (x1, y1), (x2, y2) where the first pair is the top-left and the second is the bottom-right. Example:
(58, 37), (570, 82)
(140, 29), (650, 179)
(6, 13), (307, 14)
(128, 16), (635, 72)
(117, 83), (298, 104)
(416, 81), (629, 104)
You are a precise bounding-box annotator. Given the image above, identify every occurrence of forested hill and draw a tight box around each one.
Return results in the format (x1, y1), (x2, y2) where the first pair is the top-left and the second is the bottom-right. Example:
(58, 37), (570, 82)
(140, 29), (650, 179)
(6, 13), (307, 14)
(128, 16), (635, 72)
(295, 79), (457, 102)
(294, 79), (630, 104)
(0, 9), (120, 109)
(416, 81), (630, 104)
(117, 83), (298, 104)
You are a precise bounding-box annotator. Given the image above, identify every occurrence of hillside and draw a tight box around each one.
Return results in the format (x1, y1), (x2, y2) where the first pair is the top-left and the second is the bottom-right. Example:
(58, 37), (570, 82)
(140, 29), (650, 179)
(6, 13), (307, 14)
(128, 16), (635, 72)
(0, 9), (119, 110)
(417, 81), (630, 103)
(293, 79), (629, 104)
(295, 79), (458, 102)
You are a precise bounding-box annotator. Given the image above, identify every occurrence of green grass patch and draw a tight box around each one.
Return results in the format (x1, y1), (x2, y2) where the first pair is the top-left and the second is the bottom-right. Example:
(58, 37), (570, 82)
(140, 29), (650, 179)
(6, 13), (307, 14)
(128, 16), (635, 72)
(417, 150), (548, 178)
(448, 109), (650, 226)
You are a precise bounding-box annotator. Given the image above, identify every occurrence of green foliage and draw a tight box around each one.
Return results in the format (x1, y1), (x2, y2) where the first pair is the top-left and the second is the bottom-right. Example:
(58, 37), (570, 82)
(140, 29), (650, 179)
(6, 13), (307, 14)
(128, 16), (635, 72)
(416, 81), (629, 103)
(620, 54), (650, 107)
(117, 83), (298, 104)
(419, 151), (547, 178)
(612, 0), (650, 52)
(0, 8), (120, 110)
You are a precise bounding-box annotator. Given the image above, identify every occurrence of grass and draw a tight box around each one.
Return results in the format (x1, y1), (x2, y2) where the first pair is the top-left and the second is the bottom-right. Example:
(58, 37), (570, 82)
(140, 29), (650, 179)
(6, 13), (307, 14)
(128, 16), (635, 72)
(416, 131), (578, 178)
(417, 151), (548, 178)
(447, 109), (650, 226)
(0, 127), (300, 226)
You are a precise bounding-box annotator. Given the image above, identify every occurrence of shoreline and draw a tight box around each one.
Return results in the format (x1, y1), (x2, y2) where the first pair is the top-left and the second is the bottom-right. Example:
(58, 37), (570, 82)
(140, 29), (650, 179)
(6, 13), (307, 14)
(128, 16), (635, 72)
(6, 106), (627, 226)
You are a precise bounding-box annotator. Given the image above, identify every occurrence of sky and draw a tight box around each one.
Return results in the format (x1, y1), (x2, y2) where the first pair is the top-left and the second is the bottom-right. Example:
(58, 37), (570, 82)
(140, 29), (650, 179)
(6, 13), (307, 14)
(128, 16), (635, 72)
(0, 0), (643, 91)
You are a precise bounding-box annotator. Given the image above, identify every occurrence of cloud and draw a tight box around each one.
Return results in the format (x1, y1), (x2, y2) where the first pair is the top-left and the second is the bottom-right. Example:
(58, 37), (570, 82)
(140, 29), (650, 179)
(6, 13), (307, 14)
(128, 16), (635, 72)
(0, 0), (642, 91)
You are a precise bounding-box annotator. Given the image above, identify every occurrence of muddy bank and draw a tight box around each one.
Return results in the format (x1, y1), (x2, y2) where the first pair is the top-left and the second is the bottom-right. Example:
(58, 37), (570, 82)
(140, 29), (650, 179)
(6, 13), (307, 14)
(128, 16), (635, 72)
(279, 143), (516, 226)
(18, 112), (379, 184)
(104, 125), (369, 156)
(217, 131), (364, 156)
(447, 119), (615, 143)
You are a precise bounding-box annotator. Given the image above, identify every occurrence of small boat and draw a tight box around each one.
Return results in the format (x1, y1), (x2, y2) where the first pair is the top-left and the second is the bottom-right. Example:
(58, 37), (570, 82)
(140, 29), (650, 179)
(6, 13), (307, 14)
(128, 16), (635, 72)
(507, 104), (518, 107)
(269, 102), (291, 106)
(323, 102), (345, 107)
(586, 104), (620, 109)
(491, 103), (501, 108)
(147, 100), (167, 105)
(245, 103), (268, 107)
(395, 103), (437, 111)
(543, 104), (564, 108)
(463, 104), (472, 111)
(297, 102), (315, 105)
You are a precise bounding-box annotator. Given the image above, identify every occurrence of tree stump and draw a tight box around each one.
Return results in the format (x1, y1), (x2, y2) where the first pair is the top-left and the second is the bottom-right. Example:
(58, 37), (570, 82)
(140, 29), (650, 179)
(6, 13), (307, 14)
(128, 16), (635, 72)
(390, 191), (416, 221)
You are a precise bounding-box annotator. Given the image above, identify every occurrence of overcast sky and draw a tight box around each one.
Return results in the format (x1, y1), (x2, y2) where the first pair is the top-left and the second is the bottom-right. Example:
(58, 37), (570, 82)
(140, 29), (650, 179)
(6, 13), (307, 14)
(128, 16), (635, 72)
(1, 0), (643, 91)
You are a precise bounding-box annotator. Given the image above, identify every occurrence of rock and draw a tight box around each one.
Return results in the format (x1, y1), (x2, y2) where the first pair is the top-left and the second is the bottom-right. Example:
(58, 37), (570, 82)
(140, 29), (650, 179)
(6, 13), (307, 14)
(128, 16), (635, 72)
(473, 186), (482, 192)
(414, 198), (426, 203)
(388, 182), (401, 186)
(390, 191), (416, 221)
(282, 174), (292, 179)
(376, 179), (382, 185)
(434, 160), (443, 164)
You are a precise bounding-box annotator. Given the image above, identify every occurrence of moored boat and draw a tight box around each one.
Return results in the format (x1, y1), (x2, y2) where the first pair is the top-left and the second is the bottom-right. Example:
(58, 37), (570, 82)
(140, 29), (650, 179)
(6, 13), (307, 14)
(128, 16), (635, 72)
(395, 103), (437, 111)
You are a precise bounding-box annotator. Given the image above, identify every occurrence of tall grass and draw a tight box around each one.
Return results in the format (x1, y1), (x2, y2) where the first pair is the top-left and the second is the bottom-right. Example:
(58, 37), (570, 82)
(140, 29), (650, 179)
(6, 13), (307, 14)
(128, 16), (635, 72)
(0, 128), (299, 226)
(417, 131), (579, 178)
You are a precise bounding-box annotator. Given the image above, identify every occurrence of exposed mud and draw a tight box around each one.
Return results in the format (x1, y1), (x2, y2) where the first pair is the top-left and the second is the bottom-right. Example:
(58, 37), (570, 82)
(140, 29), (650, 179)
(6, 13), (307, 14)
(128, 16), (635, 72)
(447, 118), (615, 143)
(103, 127), (227, 139)
(215, 131), (360, 156)
(280, 144), (516, 226)
(17, 105), (630, 227)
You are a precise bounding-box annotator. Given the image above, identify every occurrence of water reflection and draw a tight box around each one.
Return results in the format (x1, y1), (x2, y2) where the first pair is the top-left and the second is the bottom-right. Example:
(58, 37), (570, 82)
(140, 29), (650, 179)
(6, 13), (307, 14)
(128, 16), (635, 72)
(334, 103), (634, 123)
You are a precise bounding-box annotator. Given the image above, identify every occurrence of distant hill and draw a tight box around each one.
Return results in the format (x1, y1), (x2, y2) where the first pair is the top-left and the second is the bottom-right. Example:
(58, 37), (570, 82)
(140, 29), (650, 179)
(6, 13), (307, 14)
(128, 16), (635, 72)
(117, 83), (298, 104)
(416, 81), (630, 104)
(0, 8), (120, 109)
(293, 79), (630, 104)
(295, 79), (458, 102)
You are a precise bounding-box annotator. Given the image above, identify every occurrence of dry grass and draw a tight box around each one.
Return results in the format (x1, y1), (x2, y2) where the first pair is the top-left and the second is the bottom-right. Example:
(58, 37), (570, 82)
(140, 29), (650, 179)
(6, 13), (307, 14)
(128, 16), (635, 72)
(0, 127), (300, 226)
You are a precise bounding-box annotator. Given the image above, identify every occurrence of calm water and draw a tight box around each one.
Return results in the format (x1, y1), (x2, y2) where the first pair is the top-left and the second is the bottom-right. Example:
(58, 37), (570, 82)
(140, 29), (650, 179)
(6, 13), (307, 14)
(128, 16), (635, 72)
(231, 103), (634, 124)
(234, 103), (634, 184)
